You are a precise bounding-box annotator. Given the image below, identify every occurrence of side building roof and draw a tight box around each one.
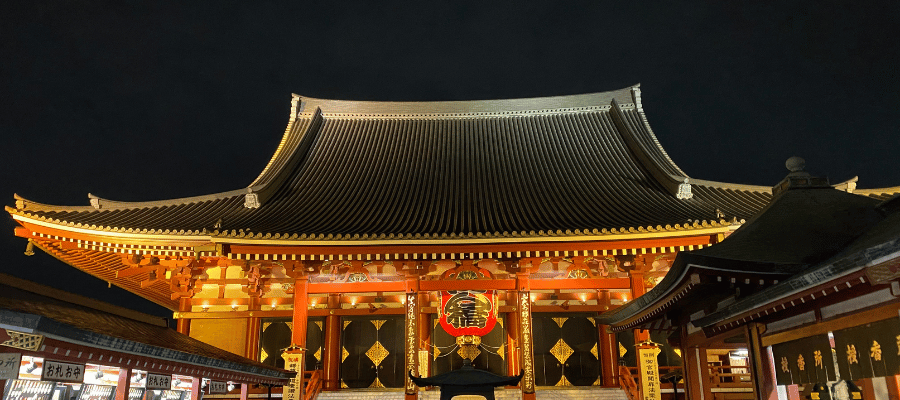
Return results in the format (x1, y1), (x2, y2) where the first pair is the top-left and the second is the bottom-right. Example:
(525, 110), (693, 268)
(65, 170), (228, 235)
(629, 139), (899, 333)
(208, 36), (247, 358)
(8, 85), (779, 243)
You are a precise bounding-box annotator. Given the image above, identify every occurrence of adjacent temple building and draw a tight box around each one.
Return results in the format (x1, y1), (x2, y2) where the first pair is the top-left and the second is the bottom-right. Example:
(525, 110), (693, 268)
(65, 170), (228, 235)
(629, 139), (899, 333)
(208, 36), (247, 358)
(7, 85), (900, 400)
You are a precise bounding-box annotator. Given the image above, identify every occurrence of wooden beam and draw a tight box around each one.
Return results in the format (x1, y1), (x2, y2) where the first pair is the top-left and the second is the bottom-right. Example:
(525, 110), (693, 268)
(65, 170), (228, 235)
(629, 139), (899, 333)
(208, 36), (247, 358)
(761, 300), (900, 346)
(528, 277), (630, 290)
(308, 280), (407, 293)
(419, 279), (516, 291)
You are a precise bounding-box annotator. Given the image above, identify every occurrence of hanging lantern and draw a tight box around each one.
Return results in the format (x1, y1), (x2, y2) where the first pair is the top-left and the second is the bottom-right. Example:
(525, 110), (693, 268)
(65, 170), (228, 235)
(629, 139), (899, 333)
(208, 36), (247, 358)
(438, 289), (498, 337)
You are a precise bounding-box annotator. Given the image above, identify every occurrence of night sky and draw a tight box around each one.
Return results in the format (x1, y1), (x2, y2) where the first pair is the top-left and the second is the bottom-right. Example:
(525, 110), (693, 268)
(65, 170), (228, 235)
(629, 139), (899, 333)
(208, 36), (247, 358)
(3, 2), (899, 319)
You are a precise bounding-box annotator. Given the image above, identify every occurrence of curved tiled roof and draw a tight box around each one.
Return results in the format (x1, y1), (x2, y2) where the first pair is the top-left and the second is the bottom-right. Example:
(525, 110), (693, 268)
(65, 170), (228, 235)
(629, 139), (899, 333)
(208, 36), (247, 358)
(10, 85), (777, 241)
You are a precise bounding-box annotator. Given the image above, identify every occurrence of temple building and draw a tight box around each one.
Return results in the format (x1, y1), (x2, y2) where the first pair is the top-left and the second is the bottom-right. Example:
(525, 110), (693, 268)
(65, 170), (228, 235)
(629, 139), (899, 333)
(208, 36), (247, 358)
(7, 85), (900, 400)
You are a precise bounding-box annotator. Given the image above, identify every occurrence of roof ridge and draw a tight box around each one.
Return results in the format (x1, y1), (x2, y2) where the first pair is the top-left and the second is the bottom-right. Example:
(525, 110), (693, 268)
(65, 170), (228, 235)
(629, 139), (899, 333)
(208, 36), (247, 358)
(687, 178), (772, 193)
(292, 85), (639, 116)
(12, 190), (245, 213)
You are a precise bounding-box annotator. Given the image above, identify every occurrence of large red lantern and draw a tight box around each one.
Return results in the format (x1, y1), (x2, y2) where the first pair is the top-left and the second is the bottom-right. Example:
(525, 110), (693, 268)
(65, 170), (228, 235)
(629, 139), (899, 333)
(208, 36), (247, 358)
(437, 265), (499, 337)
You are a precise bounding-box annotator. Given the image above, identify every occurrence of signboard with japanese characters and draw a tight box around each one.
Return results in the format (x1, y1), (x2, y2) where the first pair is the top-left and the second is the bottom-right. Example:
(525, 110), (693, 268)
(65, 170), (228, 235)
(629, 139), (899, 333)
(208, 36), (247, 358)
(208, 381), (227, 394)
(832, 317), (900, 379)
(145, 373), (173, 390)
(41, 360), (85, 383)
(770, 334), (835, 385)
(0, 353), (21, 380)
(637, 344), (661, 400)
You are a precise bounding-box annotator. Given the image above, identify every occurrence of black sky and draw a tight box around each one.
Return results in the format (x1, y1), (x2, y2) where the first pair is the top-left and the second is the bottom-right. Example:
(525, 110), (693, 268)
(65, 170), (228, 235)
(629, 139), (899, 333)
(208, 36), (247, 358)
(2, 2), (899, 319)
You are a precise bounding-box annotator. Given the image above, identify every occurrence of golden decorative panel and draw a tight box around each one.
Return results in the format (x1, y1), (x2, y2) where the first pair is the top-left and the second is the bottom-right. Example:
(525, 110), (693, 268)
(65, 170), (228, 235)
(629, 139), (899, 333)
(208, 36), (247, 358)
(342, 347), (349, 363)
(371, 320), (386, 330)
(260, 348), (269, 362)
(286, 322), (293, 331)
(343, 320), (351, 330)
(433, 318), (439, 328)
(457, 346), (481, 360)
(434, 347), (441, 359)
(315, 321), (323, 330)
(314, 347), (322, 362)
(589, 317), (597, 327)
(2, 330), (43, 351)
(552, 317), (567, 328)
(262, 322), (272, 331)
(499, 344), (505, 360)
(370, 377), (385, 389)
(366, 341), (389, 366)
(551, 339), (573, 364)
(556, 375), (572, 387)
(619, 342), (628, 357)
(593, 376), (602, 386)
(340, 380), (348, 389)
(497, 318), (504, 328)
(591, 343), (598, 359)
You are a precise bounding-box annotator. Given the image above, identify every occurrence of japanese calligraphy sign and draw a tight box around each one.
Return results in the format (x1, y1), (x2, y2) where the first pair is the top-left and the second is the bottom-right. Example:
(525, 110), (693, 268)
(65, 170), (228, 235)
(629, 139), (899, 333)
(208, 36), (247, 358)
(145, 373), (173, 390)
(0, 353), (21, 380)
(832, 317), (900, 379)
(637, 344), (661, 400)
(281, 352), (303, 400)
(41, 360), (85, 383)
(208, 381), (227, 394)
(771, 334), (835, 385)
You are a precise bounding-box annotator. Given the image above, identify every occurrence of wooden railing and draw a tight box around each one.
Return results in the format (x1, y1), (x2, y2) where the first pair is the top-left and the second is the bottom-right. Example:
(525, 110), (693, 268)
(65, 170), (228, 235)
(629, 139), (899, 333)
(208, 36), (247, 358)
(708, 364), (751, 388)
(624, 363), (752, 396)
(302, 370), (322, 400)
(618, 365), (640, 400)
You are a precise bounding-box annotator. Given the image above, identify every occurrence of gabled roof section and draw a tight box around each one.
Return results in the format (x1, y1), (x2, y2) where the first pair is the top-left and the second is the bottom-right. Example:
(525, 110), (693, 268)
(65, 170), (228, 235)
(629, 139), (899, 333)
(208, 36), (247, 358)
(8, 86), (787, 242)
(597, 173), (888, 331)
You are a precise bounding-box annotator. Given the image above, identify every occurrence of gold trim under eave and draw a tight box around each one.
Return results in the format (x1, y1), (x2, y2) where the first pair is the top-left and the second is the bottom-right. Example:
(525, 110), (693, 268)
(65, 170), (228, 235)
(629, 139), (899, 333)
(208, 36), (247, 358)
(210, 225), (734, 246)
(14, 212), (736, 248)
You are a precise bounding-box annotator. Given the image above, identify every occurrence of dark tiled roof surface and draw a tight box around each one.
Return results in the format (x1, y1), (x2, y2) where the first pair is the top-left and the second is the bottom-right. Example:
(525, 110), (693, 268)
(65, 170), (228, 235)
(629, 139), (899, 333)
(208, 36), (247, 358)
(0, 285), (290, 379)
(597, 185), (890, 327)
(10, 86), (776, 239)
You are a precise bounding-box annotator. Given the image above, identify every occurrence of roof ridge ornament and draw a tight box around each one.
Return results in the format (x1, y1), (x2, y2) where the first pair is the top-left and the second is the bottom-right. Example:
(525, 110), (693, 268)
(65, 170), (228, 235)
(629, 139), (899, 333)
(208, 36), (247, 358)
(88, 193), (102, 210)
(772, 157), (831, 197)
(244, 188), (260, 209)
(676, 178), (693, 200)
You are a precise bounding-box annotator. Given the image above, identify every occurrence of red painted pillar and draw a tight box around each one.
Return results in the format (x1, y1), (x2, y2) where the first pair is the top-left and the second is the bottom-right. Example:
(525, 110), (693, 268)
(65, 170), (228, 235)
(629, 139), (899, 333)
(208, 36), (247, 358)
(291, 276), (309, 348)
(629, 271), (650, 343)
(114, 367), (131, 400)
(886, 375), (900, 400)
(506, 290), (521, 380)
(239, 383), (249, 400)
(189, 376), (201, 400)
(176, 297), (191, 335)
(598, 291), (618, 387)
(322, 294), (342, 391)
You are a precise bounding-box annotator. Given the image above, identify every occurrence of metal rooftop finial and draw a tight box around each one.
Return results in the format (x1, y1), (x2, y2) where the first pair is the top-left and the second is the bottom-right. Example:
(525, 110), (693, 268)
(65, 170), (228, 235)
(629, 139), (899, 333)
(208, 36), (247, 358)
(785, 156), (805, 173)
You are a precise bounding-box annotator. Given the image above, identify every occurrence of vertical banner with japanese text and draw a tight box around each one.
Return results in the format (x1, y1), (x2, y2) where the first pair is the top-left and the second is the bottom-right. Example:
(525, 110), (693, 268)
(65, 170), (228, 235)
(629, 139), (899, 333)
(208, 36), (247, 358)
(637, 344), (661, 400)
(282, 352), (304, 400)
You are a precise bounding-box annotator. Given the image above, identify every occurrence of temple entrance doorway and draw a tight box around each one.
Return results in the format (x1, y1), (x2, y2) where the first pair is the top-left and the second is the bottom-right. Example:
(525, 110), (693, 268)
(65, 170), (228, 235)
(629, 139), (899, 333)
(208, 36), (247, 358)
(340, 316), (405, 388)
(532, 313), (601, 386)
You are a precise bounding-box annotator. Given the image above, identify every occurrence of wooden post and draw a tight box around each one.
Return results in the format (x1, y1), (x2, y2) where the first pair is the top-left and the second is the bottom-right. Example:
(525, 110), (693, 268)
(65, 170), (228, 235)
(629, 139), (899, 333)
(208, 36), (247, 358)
(629, 270), (650, 342)
(189, 376), (201, 400)
(177, 297), (191, 335)
(598, 290), (618, 387)
(506, 290), (521, 380)
(291, 276), (310, 348)
(516, 273), (535, 400)
(322, 294), (341, 391)
(745, 323), (777, 400)
(683, 346), (713, 400)
(114, 367), (131, 400)
(246, 317), (261, 360)
(239, 383), (249, 400)
(886, 374), (900, 400)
